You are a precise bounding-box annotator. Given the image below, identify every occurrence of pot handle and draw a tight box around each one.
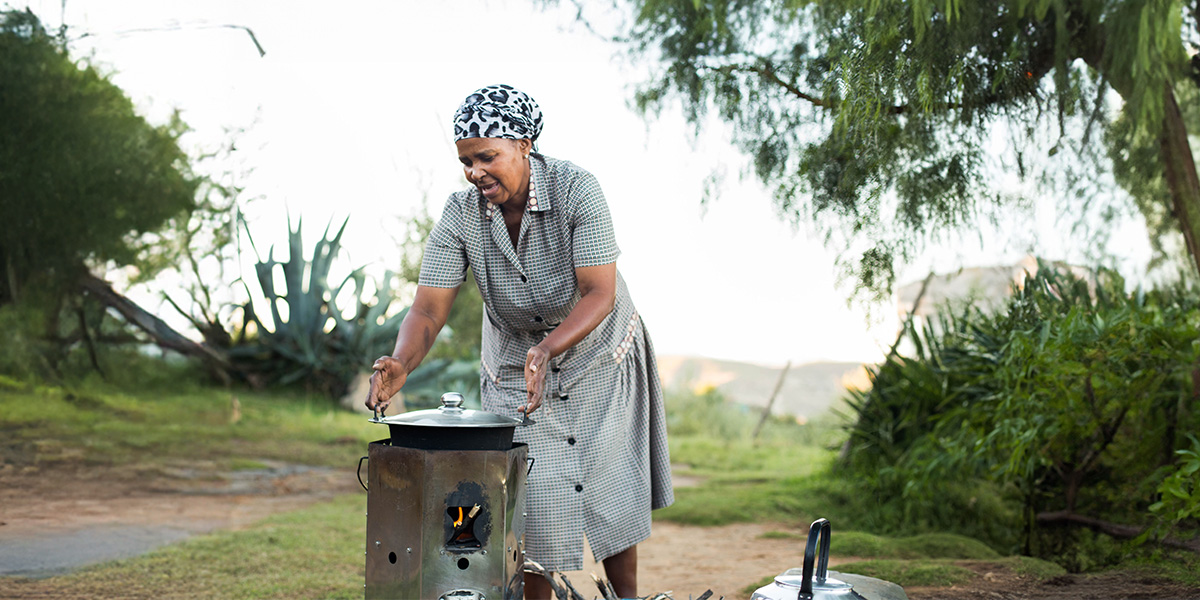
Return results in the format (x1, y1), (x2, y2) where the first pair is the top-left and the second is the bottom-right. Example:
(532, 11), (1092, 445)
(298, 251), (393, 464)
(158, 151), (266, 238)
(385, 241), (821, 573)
(799, 518), (831, 599)
(357, 456), (369, 491)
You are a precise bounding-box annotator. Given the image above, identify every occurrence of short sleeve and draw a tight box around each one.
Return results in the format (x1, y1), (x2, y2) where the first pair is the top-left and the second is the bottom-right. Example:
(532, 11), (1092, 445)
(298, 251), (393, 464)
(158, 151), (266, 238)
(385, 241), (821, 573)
(418, 193), (469, 288)
(570, 171), (621, 268)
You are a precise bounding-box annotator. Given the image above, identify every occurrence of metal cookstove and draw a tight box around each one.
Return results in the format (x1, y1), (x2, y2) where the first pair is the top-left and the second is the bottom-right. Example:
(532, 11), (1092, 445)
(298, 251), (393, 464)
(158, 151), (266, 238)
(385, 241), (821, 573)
(361, 428), (529, 599)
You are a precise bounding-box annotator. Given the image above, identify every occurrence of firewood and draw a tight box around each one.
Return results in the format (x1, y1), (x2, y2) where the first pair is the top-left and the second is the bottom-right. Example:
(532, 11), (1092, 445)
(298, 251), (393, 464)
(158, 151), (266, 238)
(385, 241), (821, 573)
(559, 573), (587, 600)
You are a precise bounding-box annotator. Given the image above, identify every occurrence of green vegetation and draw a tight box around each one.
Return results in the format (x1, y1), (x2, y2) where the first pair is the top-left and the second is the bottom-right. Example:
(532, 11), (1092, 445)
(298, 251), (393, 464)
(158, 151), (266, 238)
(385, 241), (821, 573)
(661, 386), (1017, 549)
(826, 560), (979, 587)
(1125, 551), (1200, 588)
(0, 357), (379, 472)
(614, 0), (1200, 297)
(840, 264), (1200, 565)
(231, 216), (411, 398)
(744, 555), (1064, 596)
(0, 10), (197, 304)
(759, 531), (1001, 561)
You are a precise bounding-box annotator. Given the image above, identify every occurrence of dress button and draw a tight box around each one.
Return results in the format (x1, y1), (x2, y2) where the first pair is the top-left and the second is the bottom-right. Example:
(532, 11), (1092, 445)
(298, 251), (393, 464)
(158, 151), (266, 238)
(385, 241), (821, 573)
(559, 394), (568, 401)
(534, 316), (543, 322)
(551, 366), (560, 373)
(574, 484), (583, 493)
(520, 274), (528, 283)
(567, 437), (576, 445)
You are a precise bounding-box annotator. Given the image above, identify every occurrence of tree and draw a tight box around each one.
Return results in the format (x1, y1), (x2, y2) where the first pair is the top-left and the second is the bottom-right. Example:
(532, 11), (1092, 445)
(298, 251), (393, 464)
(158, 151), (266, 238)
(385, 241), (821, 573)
(0, 9), (197, 304)
(617, 0), (1200, 298)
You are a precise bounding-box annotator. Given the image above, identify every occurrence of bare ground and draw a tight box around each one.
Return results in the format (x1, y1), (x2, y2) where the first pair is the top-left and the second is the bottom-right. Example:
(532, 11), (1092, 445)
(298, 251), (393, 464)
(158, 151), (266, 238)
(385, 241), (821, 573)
(1, 462), (1198, 600)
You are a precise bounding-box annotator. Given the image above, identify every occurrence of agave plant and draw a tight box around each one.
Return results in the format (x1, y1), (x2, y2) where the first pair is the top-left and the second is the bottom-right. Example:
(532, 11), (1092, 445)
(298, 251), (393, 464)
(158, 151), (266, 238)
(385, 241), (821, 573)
(230, 215), (463, 400)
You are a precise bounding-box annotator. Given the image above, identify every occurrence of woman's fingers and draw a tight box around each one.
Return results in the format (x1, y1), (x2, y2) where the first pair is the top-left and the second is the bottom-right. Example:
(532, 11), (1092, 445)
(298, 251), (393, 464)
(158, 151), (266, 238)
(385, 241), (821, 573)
(366, 356), (405, 411)
(523, 345), (550, 415)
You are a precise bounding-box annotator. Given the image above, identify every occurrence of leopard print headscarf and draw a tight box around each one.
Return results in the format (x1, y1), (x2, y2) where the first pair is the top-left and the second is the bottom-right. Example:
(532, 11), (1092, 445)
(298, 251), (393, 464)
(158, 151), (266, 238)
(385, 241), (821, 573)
(452, 84), (543, 148)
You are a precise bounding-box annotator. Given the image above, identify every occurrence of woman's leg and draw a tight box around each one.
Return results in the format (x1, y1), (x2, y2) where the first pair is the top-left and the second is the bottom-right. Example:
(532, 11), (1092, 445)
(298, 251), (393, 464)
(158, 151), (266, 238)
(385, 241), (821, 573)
(602, 544), (637, 598)
(524, 572), (553, 600)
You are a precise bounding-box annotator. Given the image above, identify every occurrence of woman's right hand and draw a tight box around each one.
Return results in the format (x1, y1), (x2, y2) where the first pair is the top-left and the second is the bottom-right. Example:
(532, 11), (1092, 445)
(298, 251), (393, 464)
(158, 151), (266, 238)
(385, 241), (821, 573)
(367, 356), (407, 414)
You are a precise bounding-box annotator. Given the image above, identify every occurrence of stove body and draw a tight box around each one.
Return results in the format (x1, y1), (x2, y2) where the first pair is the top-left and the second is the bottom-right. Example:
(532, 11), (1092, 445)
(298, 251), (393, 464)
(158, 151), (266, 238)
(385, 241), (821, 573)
(364, 440), (528, 600)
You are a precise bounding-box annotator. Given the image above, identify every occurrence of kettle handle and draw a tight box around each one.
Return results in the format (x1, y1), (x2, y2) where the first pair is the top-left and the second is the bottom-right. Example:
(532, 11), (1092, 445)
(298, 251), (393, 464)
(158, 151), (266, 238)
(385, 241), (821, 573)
(799, 518), (831, 599)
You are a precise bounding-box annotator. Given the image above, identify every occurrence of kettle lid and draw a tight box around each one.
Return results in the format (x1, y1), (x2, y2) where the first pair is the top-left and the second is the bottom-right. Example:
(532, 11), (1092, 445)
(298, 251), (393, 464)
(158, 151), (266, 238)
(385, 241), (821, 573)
(773, 569), (855, 596)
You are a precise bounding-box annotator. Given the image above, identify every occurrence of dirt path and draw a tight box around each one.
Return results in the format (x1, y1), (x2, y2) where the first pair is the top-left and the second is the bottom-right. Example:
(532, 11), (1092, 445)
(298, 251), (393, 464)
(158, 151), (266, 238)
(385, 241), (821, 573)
(0, 461), (357, 578)
(2, 462), (1197, 599)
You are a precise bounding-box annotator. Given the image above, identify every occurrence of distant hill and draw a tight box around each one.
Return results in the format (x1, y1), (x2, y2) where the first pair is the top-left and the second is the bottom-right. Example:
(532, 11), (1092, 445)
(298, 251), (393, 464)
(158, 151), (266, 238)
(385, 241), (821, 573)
(657, 356), (870, 423)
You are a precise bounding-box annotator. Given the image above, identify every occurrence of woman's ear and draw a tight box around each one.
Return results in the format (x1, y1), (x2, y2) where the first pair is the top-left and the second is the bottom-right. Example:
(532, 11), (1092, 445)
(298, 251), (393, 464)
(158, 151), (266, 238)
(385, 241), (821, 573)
(516, 138), (533, 156)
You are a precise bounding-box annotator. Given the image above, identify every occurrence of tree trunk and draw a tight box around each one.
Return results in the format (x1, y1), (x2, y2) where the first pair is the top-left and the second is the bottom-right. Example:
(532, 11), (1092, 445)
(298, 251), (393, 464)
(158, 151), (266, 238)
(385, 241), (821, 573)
(1158, 82), (1200, 277)
(752, 359), (791, 441)
(78, 272), (232, 384)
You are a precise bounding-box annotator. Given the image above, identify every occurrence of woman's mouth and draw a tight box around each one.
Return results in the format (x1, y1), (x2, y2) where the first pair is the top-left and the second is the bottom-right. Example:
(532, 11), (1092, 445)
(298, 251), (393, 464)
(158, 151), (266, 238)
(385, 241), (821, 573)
(479, 181), (500, 198)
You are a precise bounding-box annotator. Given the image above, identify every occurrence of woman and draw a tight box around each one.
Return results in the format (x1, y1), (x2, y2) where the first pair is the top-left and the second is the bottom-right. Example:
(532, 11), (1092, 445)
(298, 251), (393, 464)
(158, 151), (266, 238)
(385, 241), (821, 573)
(365, 84), (673, 599)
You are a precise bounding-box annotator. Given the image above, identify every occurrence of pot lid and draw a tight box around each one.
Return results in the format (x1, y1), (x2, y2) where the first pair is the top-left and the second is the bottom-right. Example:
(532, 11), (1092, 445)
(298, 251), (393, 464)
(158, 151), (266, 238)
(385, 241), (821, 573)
(372, 392), (521, 428)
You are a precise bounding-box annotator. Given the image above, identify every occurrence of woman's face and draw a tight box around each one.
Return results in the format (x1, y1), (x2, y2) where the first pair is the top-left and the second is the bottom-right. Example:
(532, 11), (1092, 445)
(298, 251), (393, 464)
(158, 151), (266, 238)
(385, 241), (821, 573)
(455, 137), (532, 208)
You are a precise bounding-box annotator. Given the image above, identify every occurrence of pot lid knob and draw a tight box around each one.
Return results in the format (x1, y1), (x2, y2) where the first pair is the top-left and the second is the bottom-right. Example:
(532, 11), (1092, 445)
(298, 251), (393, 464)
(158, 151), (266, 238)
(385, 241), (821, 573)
(440, 392), (465, 411)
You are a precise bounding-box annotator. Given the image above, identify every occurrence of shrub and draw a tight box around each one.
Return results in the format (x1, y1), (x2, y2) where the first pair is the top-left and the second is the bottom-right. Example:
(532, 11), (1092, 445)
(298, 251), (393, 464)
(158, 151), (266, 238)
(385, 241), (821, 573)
(841, 261), (1200, 564)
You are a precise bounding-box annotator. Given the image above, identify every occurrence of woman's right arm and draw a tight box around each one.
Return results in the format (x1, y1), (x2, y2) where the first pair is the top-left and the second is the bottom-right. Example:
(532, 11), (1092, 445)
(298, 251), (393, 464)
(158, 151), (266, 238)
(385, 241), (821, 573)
(365, 284), (459, 412)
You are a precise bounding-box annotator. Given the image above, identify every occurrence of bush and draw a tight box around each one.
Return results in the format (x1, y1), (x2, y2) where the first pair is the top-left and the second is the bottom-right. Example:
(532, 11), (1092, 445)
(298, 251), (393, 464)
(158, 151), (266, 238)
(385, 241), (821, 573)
(0, 302), (54, 379)
(841, 261), (1200, 565)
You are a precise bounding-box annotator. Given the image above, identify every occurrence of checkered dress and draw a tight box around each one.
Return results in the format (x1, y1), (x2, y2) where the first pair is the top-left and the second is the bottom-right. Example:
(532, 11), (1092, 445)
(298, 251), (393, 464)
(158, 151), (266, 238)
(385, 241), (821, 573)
(418, 154), (674, 570)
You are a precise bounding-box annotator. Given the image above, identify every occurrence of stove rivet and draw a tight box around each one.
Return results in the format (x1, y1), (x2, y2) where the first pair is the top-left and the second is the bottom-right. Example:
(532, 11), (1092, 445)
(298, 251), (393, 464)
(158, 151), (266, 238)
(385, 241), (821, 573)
(375, 541), (381, 547)
(481, 550), (488, 555)
(406, 548), (412, 554)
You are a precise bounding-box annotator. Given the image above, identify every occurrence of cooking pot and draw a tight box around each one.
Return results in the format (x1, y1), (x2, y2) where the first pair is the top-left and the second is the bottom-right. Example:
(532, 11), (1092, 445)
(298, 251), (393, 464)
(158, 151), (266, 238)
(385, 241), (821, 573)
(752, 518), (908, 600)
(370, 392), (531, 451)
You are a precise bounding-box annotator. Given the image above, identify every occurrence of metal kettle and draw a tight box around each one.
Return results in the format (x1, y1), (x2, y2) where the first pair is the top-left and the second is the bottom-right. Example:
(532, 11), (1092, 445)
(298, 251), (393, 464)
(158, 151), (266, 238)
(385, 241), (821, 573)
(750, 518), (908, 600)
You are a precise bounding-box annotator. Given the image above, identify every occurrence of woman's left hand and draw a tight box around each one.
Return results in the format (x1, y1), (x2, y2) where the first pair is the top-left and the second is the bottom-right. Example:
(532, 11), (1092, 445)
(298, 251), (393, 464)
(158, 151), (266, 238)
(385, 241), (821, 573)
(522, 345), (551, 415)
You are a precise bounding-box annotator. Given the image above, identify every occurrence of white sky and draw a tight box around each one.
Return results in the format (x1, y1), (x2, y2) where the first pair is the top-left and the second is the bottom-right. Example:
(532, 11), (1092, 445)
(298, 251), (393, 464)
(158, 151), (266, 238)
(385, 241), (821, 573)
(12, 0), (1154, 366)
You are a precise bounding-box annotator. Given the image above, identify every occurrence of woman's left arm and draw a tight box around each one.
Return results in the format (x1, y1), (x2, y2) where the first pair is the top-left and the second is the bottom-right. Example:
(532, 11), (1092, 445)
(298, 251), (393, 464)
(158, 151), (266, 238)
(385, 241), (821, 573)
(521, 262), (616, 415)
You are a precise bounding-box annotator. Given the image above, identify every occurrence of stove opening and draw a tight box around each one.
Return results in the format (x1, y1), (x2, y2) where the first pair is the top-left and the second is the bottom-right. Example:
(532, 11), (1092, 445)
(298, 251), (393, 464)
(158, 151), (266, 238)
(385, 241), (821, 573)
(446, 504), (482, 549)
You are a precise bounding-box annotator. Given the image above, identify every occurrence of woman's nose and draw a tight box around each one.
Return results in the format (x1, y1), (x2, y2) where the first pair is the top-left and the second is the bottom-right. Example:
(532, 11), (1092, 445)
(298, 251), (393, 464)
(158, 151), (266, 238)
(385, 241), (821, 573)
(472, 166), (486, 182)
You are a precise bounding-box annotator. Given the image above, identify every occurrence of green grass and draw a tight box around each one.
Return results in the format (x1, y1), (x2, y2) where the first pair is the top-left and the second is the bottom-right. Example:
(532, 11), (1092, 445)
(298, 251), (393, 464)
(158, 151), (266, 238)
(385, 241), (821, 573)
(757, 530), (1001, 560)
(1122, 550), (1200, 588)
(741, 559), (978, 597)
(230, 457), (272, 471)
(830, 559), (978, 587)
(4, 495), (367, 599)
(0, 374), (380, 473)
(659, 438), (853, 527)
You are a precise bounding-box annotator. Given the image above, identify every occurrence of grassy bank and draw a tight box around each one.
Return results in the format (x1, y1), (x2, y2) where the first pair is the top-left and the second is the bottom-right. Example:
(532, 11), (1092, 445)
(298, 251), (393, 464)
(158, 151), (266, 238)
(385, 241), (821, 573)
(0, 370), (379, 473)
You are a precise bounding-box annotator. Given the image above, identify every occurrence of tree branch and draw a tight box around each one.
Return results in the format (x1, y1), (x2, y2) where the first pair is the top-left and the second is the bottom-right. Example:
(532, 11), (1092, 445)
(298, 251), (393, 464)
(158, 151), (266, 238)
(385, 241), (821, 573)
(1037, 510), (1200, 552)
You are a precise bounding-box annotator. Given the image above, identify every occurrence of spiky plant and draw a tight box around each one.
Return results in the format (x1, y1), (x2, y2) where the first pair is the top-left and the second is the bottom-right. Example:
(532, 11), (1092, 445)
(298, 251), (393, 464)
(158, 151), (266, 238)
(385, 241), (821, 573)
(230, 216), (459, 400)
